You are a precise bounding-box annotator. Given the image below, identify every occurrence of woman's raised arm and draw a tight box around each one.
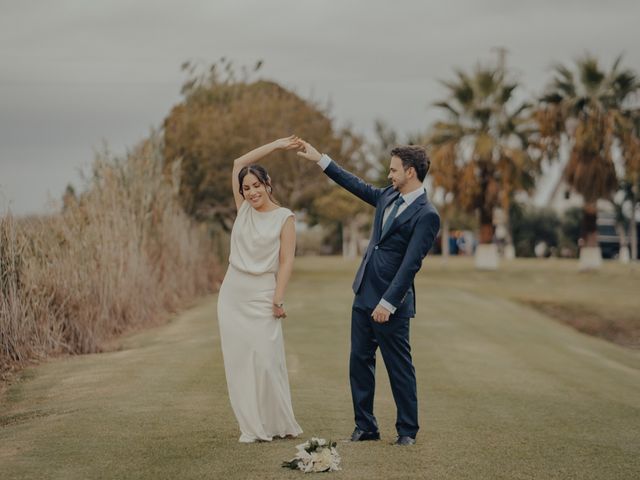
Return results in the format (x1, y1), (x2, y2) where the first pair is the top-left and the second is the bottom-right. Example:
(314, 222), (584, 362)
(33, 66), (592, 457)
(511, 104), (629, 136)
(231, 136), (301, 210)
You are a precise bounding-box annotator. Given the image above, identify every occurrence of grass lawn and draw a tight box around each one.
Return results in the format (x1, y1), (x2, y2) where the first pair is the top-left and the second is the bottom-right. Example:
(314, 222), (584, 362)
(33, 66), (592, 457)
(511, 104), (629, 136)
(1, 256), (639, 479)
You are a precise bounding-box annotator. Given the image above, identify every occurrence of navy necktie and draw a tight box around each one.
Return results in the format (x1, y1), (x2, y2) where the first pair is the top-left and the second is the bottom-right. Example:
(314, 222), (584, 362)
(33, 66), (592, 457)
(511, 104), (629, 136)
(381, 196), (404, 237)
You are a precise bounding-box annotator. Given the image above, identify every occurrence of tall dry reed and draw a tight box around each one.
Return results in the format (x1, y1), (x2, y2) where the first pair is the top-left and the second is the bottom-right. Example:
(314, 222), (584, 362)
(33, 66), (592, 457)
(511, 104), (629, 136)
(0, 135), (219, 379)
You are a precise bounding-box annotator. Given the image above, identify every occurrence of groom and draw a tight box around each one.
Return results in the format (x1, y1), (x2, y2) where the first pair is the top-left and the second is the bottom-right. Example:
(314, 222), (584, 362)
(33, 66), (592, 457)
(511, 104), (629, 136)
(297, 141), (440, 446)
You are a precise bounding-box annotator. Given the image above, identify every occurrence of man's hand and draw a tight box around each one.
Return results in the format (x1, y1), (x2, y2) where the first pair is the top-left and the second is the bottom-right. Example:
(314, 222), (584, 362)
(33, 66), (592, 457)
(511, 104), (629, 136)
(371, 304), (391, 323)
(296, 140), (322, 163)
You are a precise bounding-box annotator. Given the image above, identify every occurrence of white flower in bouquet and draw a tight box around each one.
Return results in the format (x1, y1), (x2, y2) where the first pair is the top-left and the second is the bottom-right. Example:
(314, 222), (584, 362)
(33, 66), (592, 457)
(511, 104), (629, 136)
(310, 437), (327, 446)
(296, 449), (312, 462)
(311, 448), (332, 472)
(282, 437), (341, 473)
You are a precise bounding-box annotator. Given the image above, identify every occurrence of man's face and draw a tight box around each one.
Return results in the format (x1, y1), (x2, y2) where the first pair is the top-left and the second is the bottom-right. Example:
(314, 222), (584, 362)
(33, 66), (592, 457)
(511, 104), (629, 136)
(388, 155), (408, 191)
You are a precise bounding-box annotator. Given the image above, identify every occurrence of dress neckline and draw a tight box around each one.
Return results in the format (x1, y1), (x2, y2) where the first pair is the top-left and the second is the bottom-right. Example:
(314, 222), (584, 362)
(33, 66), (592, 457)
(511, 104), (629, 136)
(251, 205), (282, 214)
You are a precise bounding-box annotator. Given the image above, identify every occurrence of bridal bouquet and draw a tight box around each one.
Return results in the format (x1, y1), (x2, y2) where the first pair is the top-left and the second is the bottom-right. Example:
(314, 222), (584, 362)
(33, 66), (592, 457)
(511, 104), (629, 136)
(282, 437), (341, 473)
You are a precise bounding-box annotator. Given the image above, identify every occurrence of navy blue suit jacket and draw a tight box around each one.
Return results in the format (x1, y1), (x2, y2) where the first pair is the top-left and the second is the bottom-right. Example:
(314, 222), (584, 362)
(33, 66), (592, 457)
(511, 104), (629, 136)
(323, 159), (441, 318)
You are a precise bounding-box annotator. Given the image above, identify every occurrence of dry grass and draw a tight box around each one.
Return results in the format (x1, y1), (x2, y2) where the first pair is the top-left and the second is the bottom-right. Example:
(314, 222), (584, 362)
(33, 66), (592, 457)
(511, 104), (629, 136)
(0, 135), (219, 382)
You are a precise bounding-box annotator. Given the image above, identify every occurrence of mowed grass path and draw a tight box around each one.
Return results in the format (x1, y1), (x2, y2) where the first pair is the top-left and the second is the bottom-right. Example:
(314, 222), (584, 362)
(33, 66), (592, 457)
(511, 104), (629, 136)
(1, 257), (639, 479)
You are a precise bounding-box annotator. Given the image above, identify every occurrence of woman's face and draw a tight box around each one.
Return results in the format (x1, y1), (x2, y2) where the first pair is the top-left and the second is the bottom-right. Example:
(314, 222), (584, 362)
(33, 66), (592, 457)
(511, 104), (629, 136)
(242, 173), (270, 209)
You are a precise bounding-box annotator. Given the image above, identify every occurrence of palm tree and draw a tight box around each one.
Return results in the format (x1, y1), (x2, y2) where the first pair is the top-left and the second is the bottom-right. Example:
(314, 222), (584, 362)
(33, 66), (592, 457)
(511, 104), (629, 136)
(429, 55), (538, 268)
(619, 109), (640, 261)
(430, 140), (461, 260)
(536, 54), (640, 267)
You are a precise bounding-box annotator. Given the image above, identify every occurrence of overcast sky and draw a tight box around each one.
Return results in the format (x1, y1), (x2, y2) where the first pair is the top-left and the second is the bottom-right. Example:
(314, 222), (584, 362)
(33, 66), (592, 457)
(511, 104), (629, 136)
(1, 0), (639, 215)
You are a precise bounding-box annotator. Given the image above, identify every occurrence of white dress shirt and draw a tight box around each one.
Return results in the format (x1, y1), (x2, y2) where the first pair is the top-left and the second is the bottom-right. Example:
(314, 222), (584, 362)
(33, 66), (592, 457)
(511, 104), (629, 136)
(317, 154), (426, 314)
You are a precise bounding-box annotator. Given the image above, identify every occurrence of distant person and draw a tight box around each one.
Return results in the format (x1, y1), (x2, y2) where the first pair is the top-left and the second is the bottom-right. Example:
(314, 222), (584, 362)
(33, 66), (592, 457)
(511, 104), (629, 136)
(216, 136), (303, 443)
(296, 139), (440, 446)
(449, 234), (459, 255)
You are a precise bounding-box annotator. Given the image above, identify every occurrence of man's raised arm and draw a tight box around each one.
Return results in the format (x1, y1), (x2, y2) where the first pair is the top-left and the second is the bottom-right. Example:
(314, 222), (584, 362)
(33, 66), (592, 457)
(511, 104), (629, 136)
(296, 140), (383, 207)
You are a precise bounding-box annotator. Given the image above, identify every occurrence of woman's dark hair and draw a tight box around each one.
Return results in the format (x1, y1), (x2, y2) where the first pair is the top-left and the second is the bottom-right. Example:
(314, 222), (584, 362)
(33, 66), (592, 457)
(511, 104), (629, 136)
(390, 145), (430, 182)
(238, 164), (278, 203)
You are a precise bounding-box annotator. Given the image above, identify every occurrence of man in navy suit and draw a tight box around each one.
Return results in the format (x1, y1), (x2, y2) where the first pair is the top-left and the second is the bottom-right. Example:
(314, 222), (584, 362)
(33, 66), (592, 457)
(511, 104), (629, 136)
(297, 140), (440, 446)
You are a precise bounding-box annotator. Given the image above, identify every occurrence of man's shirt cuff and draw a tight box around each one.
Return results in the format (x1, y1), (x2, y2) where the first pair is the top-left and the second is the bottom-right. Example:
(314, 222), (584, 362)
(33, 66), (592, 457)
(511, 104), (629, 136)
(379, 298), (397, 314)
(317, 154), (332, 170)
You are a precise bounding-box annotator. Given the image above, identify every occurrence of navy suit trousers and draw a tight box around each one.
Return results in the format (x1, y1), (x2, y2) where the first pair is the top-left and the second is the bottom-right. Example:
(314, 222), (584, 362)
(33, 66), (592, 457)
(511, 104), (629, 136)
(350, 306), (419, 437)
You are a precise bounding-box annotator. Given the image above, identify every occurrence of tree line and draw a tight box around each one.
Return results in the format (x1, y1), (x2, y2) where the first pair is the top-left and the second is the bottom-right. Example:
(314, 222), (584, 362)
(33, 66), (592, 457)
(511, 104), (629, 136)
(162, 54), (640, 268)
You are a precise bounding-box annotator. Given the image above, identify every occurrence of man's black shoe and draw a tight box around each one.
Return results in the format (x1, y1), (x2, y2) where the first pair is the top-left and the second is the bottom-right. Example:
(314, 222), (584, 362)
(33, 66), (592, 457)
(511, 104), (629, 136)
(394, 435), (416, 446)
(350, 427), (380, 441)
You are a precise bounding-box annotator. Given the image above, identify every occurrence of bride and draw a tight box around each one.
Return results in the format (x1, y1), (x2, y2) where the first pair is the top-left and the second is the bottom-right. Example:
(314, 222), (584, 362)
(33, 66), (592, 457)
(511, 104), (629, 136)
(216, 136), (303, 443)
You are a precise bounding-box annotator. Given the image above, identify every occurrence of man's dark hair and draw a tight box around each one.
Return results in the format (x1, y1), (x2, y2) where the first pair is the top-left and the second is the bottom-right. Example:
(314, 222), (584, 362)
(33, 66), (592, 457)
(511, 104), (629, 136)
(390, 145), (430, 182)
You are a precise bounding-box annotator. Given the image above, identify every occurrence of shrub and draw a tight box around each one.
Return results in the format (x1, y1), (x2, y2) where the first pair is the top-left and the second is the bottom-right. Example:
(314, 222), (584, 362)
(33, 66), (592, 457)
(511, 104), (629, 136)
(1, 135), (219, 377)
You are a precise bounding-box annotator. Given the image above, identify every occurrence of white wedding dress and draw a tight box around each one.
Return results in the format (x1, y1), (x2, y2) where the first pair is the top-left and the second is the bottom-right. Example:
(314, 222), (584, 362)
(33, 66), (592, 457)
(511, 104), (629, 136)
(217, 200), (303, 442)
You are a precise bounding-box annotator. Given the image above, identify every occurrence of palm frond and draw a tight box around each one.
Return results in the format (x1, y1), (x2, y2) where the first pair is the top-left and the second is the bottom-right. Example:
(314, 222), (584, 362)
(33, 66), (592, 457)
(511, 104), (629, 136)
(578, 56), (605, 93)
(554, 64), (575, 83)
(540, 92), (563, 104)
(433, 101), (460, 118)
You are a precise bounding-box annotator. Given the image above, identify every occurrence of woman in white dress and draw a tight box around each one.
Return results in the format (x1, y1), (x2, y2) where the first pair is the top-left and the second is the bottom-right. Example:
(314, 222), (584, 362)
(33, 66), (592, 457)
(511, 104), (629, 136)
(217, 136), (303, 443)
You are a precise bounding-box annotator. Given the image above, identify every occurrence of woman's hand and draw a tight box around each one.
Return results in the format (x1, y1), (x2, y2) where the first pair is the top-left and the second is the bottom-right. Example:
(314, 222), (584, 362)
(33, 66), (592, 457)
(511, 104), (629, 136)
(273, 303), (287, 319)
(273, 135), (302, 151)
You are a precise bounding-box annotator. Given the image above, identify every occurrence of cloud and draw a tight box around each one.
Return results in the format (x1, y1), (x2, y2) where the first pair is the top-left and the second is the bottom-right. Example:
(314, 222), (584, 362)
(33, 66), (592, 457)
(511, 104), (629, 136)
(1, 0), (639, 214)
